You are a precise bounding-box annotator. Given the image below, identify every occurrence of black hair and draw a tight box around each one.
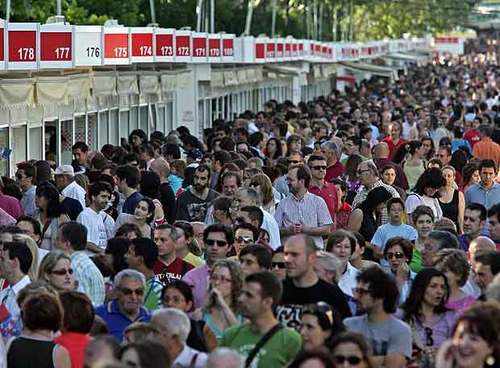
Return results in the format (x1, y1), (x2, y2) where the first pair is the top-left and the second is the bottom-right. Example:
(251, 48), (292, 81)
(16, 216), (42, 238)
(115, 165), (141, 189)
(356, 266), (399, 314)
(413, 167), (445, 195)
(59, 221), (87, 251)
(203, 223), (234, 245)
(105, 237), (131, 276)
(139, 170), (161, 199)
(467, 202), (487, 221)
(239, 245), (272, 269)
(2, 241), (33, 274)
(130, 237), (158, 270)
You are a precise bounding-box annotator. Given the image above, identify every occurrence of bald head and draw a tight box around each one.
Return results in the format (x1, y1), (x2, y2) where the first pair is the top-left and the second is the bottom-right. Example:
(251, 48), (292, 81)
(373, 142), (390, 159)
(150, 158), (170, 180)
(469, 236), (496, 262)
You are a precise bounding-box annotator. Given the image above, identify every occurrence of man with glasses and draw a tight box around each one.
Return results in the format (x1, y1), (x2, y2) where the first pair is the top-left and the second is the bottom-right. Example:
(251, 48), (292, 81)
(308, 155), (339, 222)
(183, 224), (233, 308)
(176, 165), (218, 222)
(233, 223), (259, 256)
(96, 269), (151, 341)
(345, 266), (412, 368)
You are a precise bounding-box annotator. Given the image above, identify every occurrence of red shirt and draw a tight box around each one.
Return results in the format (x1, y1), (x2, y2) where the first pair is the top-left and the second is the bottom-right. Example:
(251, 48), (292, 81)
(464, 128), (480, 148)
(0, 193), (23, 220)
(54, 332), (91, 368)
(325, 161), (345, 182)
(382, 137), (406, 159)
(309, 182), (339, 222)
(153, 257), (194, 285)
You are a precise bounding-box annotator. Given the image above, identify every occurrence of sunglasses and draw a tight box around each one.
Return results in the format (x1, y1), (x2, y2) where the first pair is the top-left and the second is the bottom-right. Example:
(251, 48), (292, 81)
(272, 262), (286, 269)
(311, 166), (327, 170)
(386, 251), (405, 260)
(206, 239), (228, 247)
(333, 355), (363, 365)
(236, 236), (253, 244)
(120, 288), (144, 296)
(51, 268), (74, 276)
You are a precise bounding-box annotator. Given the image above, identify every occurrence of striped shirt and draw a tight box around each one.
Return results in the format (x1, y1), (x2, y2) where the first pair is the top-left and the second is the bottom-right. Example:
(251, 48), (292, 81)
(352, 180), (400, 224)
(71, 251), (105, 306)
(274, 192), (333, 249)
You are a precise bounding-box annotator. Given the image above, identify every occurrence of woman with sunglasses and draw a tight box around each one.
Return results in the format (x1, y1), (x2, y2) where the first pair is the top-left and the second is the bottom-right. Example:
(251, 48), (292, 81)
(299, 302), (343, 352)
(382, 237), (415, 305)
(249, 173), (278, 216)
(399, 268), (457, 365)
(38, 250), (77, 293)
(330, 332), (375, 368)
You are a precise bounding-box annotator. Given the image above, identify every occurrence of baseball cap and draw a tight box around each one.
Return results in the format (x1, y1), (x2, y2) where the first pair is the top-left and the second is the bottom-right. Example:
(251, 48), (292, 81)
(54, 165), (75, 176)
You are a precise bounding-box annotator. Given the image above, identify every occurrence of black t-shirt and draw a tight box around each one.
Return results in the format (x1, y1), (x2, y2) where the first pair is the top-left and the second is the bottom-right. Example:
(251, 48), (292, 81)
(159, 182), (176, 224)
(277, 278), (351, 329)
(175, 189), (217, 222)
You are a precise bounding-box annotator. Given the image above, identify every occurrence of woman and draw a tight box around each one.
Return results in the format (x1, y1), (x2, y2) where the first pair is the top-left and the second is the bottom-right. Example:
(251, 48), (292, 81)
(197, 260), (243, 339)
(405, 167), (445, 224)
(162, 280), (217, 352)
(300, 302), (343, 351)
(343, 154), (363, 204)
(113, 197), (156, 238)
(35, 183), (70, 250)
(105, 237), (131, 277)
(434, 249), (476, 315)
(350, 232), (378, 269)
(120, 340), (170, 368)
(439, 166), (465, 233)
(421, 137), (435, 161)
(348, 186), (393, 244)
(249, 173), (278, 215)
(54, 291), (94, 368)
(383, 237), (415, 305)
(289, 350), (334, 368)
(128, 129), (148, 152)
(380, 164), (406, 201)
(173, 221), (204, 267)
(7, 293), (71, 368)
(271, 246), (287, 281)
(38, 251), (77, 292)
(436, 301), (500, 368)
(264, 137), (283, 165)
(461, 162), (481, 193)
(212, 196), (233, 226)
(330, 332), (375, 368)
(400, 268), (457, 362)
(410, 205), (435, 273)
(399, 141), (427, 190)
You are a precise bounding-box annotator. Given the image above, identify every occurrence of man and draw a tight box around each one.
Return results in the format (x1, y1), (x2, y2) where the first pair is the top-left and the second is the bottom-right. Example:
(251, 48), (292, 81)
(76, 181), (115, 252)
(465, 159), (500, 210)
(381, 121), (406, 159)
(342, 136), (362, 163)
(0, 241), (32, 320)
(277, 234), (351, 329)
(274, 152), (304, 197)
(203, 171), (242, 224)
(96, 269), (151, 341)
(463, 236), (497, 298)
(371, 198), (418, 258)
(321, 141), (344, 182)
(220, 271), (302, 367)
(153, 224), (193, 285)
(233, 187), (281, 250)
(352, 160), (400, 224)
(54, 165), (86, 208)
(183, 224), (233, 308)
(473, 124), (500, 163)
(436, 145), (452, 167)
(210, 150), (232, 189)
(150, 157), (176, 224)
(191, 222), (206, 253)
(308, 155), (339, 223)
(176, 165), (218, 222)
(57, 222), (105, 305)
(116, 164), (143, 215)
(16, 162), (37, 217)
(16, 216), (42, 245)
(0, 177), (23, 220)
(345, 266), (412, 368)
(459, 203), (487, 251)
(206, 348), (243, 368)
(275, 165), (333, 249)
(488, 203), (500, 248)
(474, 251), (500, 297)
(372, 142), (408, 191)
(126, 237), (163, 311)
(422, 230), (459, 267)
(72, 141), (89, 174)
(152, 308), (207, 367)
(239, 245), (272, 275)
(233, 223), (259, 256)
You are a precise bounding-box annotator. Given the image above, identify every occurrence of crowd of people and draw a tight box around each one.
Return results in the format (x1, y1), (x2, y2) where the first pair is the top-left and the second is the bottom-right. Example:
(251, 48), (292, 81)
(0, 54), (499, 368)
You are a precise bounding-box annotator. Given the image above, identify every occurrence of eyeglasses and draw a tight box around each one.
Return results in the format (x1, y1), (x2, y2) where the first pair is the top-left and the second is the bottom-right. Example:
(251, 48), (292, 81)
(272, 262), (286, 269)
(236, 236), (253, 244)
(424, 327), (434, 346)
(386, 252), (405, 260)
(120, 288), (144, 296)
(356, 169), (370, 175)
(311, 166), (327, 171)
(333, 355), (363, 365)
(352, 287), (370, 296)
(51, 268), (74, 276)
(210, 274), (232, 283)
(206, 239), (228, 247)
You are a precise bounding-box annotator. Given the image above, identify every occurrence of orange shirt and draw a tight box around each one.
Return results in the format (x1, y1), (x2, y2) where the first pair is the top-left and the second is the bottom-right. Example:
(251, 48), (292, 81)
(473, 137), (500, 163)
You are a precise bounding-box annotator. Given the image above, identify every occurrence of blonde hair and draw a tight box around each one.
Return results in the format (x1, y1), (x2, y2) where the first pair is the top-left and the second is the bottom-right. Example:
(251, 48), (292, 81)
(13, 233), (40, 281)
(38, 250), (71, 284)
(249, 173), (274, 206)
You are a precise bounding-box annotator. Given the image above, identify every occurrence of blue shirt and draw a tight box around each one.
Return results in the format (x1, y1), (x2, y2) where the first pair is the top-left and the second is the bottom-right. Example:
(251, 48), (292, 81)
(122, 191), (144, 215)
(465, 182), (500, 210)
(371, 223), (418, 250)
(95, 299), (151, 341)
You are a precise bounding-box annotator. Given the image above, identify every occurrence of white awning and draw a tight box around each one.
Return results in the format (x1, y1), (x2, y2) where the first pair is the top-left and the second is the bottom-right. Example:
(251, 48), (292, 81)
(339, 61), (399, 82)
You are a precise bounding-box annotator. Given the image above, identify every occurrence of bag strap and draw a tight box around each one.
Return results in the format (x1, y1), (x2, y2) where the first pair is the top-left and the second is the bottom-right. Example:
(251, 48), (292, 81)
(245, 323), (283, 368)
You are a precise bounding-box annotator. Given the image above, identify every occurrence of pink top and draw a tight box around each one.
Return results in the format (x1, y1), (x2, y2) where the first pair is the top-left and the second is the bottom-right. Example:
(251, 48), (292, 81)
(446, 295), (477, 315)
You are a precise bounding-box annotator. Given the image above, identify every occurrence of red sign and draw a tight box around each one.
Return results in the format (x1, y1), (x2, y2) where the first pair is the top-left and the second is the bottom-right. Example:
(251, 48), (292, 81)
(131, 33), (153, 57)
(222, 38), (234, 57)
(9, 30), (37, 62)
(314, 43), (321, 55)
(156, 33), (174, 57)
(209, 38), (221, 57)
(285, 43), (291, 57)
(40, 32), (72, 61)
(0, 28), (4, 62)
(435, 37), (459, 44)
(192, 36), (207, 57)
(176, 35), (191, 57)
(266, 42), (275, 58)
(276, 42), (284, 57)
(104, 33), (129, 59)
(255, 43), (265, 59)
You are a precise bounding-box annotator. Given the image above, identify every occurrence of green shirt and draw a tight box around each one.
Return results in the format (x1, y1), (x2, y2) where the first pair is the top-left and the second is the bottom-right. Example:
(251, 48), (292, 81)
(144, 277), (163, 311)
(219, 323), (302, 368)
(410, 247), (423, 273)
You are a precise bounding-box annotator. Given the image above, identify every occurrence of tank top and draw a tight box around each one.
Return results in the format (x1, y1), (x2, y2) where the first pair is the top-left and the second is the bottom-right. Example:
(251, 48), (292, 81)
(7, 336), (56, 368)
(439, 189), (459, 225)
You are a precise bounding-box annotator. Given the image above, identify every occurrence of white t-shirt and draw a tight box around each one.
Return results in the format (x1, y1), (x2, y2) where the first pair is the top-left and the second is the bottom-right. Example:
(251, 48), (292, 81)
(338, 262), (359, 297)
(405, 193), (443, 220)
(62, 180), (86, 208)
(77, 207), (115, 249)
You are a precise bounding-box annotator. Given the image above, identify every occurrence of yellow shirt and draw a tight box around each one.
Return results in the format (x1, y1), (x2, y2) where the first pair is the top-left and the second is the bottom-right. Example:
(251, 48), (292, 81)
(183, 252), (205, 267)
